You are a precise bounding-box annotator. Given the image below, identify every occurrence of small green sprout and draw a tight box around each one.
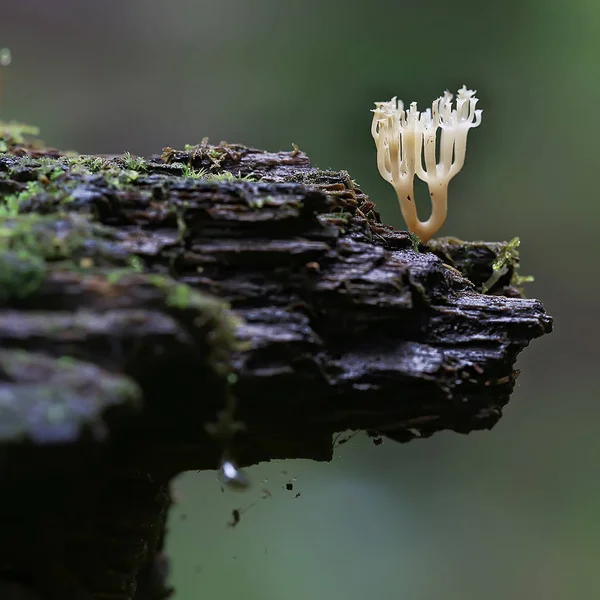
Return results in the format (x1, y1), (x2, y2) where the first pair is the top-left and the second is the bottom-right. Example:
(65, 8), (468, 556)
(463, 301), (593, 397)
(179, 163), (255, 182)
(122, 151), (147, 172)
(205, 170), (255, 182)
(481, 237), (534, 294)
(180, 164), (207, 179)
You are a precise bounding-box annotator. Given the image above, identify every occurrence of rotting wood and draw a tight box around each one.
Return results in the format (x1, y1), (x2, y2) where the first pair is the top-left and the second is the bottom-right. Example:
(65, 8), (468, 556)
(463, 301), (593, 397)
(0, 130), (553, 599)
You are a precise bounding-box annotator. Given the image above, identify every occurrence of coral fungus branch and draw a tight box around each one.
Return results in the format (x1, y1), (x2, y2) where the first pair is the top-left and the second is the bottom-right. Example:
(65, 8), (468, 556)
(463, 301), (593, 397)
(371, 85), (482, 242)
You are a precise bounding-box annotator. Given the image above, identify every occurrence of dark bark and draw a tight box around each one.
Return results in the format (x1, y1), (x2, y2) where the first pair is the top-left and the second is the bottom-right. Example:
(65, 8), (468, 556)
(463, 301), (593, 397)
(0, 133), (552, 599)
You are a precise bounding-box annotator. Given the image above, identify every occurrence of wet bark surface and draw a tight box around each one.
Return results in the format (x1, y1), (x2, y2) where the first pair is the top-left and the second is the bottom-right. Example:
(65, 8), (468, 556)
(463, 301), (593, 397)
(0, 132), (552, 599)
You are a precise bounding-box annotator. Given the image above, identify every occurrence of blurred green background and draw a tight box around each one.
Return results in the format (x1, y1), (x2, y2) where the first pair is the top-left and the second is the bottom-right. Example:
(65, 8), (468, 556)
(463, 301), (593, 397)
(2, 0), (598, 598)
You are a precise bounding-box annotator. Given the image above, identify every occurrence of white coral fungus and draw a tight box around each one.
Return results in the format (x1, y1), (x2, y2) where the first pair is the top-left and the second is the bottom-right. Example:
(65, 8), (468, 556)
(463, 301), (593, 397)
(371, 85), (482, 243)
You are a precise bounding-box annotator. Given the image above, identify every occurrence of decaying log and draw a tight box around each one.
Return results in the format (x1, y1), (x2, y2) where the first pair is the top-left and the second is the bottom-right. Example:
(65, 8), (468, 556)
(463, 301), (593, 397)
(0, 130), (552, 599)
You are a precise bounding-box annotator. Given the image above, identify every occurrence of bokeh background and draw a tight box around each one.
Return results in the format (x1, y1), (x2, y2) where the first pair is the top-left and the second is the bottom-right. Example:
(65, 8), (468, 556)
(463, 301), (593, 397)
(2, 0), (599, 598)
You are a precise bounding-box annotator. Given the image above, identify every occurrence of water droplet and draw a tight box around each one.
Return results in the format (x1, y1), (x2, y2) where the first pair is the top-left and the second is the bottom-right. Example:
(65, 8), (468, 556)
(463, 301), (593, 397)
(220, 459), (250, 491)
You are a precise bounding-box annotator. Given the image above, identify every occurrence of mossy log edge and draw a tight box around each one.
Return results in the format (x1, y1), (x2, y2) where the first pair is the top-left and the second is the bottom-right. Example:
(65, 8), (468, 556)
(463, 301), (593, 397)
(0, 133), (552, 600)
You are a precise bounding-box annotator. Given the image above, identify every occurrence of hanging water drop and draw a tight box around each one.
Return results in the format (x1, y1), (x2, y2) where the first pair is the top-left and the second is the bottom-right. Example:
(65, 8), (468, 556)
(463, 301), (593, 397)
(220, 459), (250, 491)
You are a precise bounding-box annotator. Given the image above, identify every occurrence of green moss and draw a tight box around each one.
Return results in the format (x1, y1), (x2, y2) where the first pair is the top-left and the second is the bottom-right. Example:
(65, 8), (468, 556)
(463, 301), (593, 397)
(511, 271), (535, 290)
(163, 140), (251, 181)
(192, 138), (229, 169)
(0, 212), (133, 302)
(2, 181), (45, 213)
(48, 166), (64, 181)
(56, 355), (78, 367)
(246, 196), (267, 209)
(165, 282), (193, 309)
(0, 163), (85, 214)
(146, 273), (168, 290)
(408, 231), (421, 252)
(0, 349), (142, 444)
(0, 121), (41, 147)
(104, 256), (146, 285)
(145, 275), (200, 310)
(173, 288), (241, 375)
(428, 236), (533, 296)
(180, 164), (206, 179)
(0, 150), (242, 375)
(168, 203), (188, 242)
(106, 268), (132, 285)
(143, 274), (242, 374)
(66, 155), (108, 173)
(0, 194), (20, 217)
(482, 236), (526, 293)
(129, 256), (144, 273)
(316, 210), (354, 234)
(179, 163), (255, 182)
(61, 154), (142, 190)
(0, 214), (93, 261)
(0, 248), (47, 303)
(206, 170), (255, 182)
(288, 168), (339, 184)
(121, 151), (147, 172)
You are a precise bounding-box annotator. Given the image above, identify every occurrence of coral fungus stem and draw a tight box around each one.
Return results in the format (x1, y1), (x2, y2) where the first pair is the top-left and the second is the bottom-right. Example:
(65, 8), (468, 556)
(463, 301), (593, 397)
(399, 184), (447, 244)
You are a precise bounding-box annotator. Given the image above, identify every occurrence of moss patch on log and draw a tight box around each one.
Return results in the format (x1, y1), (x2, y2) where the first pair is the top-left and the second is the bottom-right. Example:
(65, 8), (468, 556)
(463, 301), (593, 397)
(0, 349), (142, 444)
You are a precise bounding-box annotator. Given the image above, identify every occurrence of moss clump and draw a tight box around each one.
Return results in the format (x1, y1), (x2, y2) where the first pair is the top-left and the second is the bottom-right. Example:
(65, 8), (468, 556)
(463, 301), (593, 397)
(0, 349), (142, 444)
(0, 153), (144, 216)
(202, 170), (255, 182)
(0, 213), (131, 302)
(0, 121), (42, 151)
(66, 155), (110, 173)
(177, 163), (255, 182)
(160, 139), (258, 184)
(408, 231), (421, 252)
(177, 137), (242, 169)
(0, 213), (126, 263)
(428, 236), (534, 296)
(145, 274), (242, 375)
(121, 152), (147, 172)
(244, 194), (294, 209)
(0, 179), (74, 216)
(317, 209), (353, 231)
(0, 248), (47, 303)
(482, 237), (534, 294)
(0, 193), (20, 217)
